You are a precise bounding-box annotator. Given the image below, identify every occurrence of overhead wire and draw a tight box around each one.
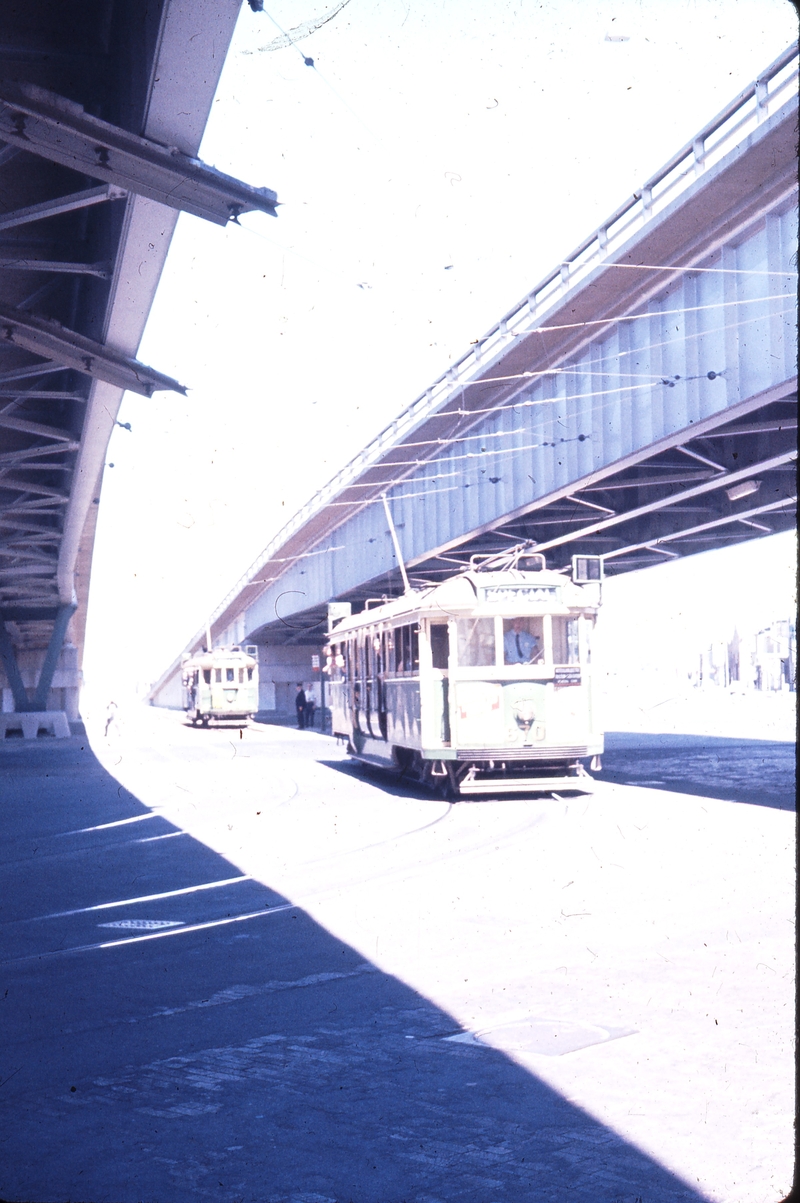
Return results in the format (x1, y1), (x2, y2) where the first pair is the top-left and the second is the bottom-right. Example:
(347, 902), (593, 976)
(253, 301), (796, 543)
(260, 6), (381, 141)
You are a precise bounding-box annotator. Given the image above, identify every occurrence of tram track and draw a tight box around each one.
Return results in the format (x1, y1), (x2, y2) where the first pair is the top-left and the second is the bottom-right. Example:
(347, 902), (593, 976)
(1, 717), (568, 967)
(0, 793), (548, 966)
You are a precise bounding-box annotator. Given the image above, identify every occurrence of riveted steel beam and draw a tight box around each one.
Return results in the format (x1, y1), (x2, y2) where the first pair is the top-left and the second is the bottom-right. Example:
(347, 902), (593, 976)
(0, 444), (79, 466)
(0, 477), (68, 498)
(0, 184), (126, 233)
(0, 391), (84, 400)
(532, 450), (797, 553)
(0, 306), (186, 396)
(604, 495), (796, 562)
(0, 411), (74, 441)
(0, 606), (60, 620)
(0, 83), (278, 227)
(0, 364), (65, 384)
(0, 258), (111, 278)
(0, 563), (57, 578)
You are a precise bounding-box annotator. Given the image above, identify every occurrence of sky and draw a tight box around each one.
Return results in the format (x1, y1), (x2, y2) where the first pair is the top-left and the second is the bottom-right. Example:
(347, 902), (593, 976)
(82, 0), (798, 697)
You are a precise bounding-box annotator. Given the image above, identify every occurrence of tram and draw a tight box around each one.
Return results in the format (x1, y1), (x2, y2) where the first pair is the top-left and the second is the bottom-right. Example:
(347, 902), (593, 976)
(324, 549), (603, 797)
(181, 644), (259, 726)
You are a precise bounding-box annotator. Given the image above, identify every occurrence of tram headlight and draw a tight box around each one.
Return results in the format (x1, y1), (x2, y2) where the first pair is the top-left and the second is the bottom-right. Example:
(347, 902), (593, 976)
(511, 699), (537, 732)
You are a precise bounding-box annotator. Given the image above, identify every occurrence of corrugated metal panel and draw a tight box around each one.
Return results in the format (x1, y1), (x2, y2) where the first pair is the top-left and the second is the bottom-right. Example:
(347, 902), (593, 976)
(242, 198), (797, 637)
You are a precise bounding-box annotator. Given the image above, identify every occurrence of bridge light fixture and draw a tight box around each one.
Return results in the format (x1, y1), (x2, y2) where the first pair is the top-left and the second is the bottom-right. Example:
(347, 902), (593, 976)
(725, 479), (761, 502)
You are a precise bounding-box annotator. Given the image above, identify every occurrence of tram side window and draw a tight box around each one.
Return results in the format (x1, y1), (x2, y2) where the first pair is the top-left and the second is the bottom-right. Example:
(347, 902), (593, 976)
(247, 667), (254, 681)
(394, 625), (420, 674)
(456, 617), (496, 667)
(552, 616), (580, 664)
(203, 669), (211, 684)
(238, 668), (244, 683)
(394, 627), (405, 672)
(502, 617), (544, 665)
(430, 623), (449, 670)
(382, 630), (394, 674)
(330, 644), (344, 681)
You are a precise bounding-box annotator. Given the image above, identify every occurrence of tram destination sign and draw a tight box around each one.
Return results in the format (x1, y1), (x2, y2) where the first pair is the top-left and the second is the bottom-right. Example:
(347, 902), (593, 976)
(554, 665), (582, 686)
(481, 584), (562, 605)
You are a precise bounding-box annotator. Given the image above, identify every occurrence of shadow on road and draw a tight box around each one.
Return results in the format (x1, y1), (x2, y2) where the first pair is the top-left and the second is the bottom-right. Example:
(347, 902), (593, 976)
(318, 755), (439, 801)
(0, 737), (708, 1203)
(600, 731), (796, 811)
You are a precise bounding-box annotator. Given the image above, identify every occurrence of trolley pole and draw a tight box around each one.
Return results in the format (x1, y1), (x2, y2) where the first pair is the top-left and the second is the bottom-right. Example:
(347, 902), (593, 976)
(381, 493), (412, 595)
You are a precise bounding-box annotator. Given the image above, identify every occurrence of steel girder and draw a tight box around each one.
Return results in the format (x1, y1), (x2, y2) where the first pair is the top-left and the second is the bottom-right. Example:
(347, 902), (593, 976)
(0, 304), (186, 396)
(0, 82), (278, 226)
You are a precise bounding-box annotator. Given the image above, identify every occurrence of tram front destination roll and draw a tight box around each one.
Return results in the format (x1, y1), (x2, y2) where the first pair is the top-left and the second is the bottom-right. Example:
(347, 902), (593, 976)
(324, 547), (604, 798)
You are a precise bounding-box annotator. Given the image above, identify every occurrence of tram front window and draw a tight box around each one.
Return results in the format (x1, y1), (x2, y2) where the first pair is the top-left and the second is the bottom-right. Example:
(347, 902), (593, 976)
(457, 617), (495, 667)
(552, 616), (580, 664)
(503, 617), (544, 665)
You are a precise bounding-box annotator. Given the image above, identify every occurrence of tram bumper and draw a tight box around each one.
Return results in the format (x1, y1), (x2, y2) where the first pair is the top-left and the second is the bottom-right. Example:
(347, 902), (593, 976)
(453, 759), (595, 797)
(457, 771), (594, 796)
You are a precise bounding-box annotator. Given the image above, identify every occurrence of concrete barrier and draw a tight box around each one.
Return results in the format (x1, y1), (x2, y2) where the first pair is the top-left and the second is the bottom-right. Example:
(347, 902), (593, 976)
(0, 711), (71, 739)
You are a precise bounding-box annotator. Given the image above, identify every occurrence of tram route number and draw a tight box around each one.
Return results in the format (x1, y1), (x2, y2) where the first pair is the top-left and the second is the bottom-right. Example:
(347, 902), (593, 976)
(554, 665), (582, 686)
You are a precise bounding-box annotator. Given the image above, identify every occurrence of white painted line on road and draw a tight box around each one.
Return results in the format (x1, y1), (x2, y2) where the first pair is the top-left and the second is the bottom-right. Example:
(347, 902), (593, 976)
(99, 919), (184, 930)
(135, 831), (187, 843)
(57, 813), (160, 836)
(1, 903), (297, 965)
(30, 874), (254, 921)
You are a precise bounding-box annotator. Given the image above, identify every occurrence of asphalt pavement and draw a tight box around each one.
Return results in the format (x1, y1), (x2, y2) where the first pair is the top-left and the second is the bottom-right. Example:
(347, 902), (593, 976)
(0, 708), (793, 1203)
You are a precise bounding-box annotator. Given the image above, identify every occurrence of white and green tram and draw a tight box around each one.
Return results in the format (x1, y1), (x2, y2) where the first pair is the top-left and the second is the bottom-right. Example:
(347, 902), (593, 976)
(181, 645), (259, 726)
(324, 551), (603, 797)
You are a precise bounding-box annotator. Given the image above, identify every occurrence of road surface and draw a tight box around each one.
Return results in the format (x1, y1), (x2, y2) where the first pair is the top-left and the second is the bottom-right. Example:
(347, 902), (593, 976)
(0, 706), (793, 1203)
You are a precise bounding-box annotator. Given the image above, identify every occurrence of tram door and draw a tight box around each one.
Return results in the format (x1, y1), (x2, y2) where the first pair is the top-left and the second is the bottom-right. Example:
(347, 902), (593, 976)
(429, 622), (451, 744)
(367, 632), (388, 740)
(364, 633), (378, 738)
(354, 634), (368, 735)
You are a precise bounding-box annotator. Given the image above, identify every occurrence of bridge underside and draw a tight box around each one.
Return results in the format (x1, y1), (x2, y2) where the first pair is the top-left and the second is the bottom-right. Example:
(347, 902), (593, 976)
(0, 0), (272, 715)
(147, 46), (797, 711)
(249, 379), (796, 650)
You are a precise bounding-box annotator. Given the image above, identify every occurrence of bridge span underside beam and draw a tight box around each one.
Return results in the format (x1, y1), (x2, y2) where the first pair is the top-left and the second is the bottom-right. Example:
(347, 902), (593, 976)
(164, 55), (796, 674)
(238, 379), (796, 650)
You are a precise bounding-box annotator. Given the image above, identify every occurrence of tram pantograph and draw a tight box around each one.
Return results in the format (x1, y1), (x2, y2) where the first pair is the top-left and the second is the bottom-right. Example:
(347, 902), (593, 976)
(325, 549), (604, 797)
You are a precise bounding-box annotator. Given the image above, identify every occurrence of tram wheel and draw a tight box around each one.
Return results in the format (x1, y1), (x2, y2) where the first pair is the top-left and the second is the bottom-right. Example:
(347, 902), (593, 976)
(440, 766), (461, 801)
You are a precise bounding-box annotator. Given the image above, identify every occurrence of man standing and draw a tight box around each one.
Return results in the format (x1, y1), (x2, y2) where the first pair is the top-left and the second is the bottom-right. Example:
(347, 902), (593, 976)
(503, 618), (539, 665)
(295, 683), (307, 729)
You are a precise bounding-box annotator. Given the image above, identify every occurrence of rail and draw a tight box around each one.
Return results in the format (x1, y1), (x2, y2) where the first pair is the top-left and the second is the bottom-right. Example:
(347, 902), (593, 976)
(201, 42), (798, 640)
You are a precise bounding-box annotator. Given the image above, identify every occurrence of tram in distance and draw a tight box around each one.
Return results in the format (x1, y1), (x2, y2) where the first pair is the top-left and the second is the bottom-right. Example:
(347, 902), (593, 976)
(181, 644), (259, 726)
(324, 548), (604, 798)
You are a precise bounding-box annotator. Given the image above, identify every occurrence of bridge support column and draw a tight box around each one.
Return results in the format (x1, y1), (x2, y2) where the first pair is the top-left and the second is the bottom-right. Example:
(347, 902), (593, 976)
(0, 622), (30, 711)
(0, 602), (76, 713)
(32, 603), (77, 711)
